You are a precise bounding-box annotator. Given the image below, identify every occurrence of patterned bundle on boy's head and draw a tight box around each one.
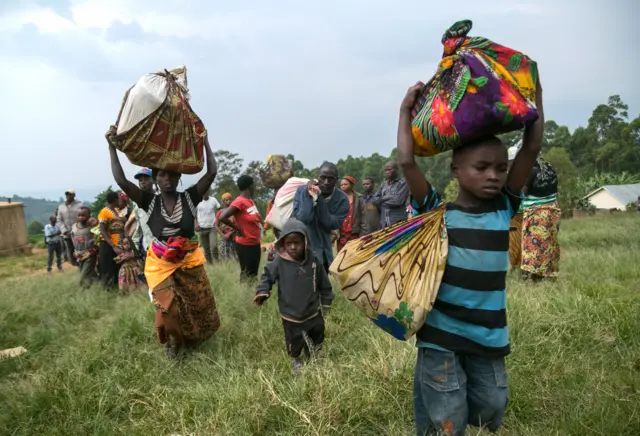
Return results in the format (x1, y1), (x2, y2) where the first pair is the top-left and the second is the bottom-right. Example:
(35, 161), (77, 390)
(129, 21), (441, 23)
(411, 20), (539, 157)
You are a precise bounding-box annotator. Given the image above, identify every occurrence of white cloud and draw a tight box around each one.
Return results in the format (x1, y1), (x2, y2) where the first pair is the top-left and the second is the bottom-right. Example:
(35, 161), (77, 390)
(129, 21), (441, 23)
(0, 0), (638, 198)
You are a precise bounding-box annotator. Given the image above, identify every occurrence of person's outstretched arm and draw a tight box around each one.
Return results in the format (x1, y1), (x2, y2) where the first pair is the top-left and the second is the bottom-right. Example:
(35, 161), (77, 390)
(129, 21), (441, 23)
(254, 259), (279, 305)
(106, 128), (144, 206)
(507, 76), (544, 194)
(397, 82), (432, 206)
(195, 135), (217, 198)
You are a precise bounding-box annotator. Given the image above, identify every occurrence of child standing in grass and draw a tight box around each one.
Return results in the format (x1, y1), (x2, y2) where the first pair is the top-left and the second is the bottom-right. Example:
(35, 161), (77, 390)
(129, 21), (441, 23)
(44, 215), (63, 273)
(396, 78), (544, 436)
(115, 237), (146, 292)
(71, 207), (98, 287)
(254, 218), (334, 371)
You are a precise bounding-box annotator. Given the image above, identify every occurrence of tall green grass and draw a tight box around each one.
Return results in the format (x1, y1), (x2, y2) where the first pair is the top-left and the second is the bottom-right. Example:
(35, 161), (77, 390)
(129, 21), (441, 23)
(1, 214), (639, 435)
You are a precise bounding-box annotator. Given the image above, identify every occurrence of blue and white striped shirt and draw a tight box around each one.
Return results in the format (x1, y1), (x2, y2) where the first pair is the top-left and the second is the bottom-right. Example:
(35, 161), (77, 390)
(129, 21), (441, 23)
(411, 186), (522, 357)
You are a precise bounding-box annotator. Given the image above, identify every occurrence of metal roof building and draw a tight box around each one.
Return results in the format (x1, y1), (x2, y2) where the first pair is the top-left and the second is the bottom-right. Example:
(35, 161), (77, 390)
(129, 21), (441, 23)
(583, 184), (640, 210)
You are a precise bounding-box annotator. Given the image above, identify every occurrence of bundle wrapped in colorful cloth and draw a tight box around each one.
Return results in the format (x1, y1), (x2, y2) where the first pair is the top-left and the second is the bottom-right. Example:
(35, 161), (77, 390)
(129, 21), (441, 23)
(260, 155), (294, 189)
(106, 66), (206, 174)
(329, 205), (448, 340)
(411, 20), (539, 156)
(265, 177), (313, 230)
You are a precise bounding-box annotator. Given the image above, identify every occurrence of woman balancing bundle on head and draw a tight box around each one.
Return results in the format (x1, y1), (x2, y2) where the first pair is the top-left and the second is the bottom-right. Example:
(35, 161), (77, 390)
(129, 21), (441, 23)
(107, 127), (220, 359)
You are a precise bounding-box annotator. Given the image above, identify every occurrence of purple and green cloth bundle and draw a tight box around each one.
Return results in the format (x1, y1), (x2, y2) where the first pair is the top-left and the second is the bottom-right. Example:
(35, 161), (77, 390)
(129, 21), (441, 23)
(411, 19), (539, 156)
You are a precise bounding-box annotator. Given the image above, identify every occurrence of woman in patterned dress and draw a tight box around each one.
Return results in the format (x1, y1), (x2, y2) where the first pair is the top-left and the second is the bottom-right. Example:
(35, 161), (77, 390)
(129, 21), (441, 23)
(107, 131), (221, 358)
(520, 158), (560, 280)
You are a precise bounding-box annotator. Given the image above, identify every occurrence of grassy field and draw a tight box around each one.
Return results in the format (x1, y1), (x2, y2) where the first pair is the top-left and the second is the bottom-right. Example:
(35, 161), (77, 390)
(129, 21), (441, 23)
(1, 214), (639, 435)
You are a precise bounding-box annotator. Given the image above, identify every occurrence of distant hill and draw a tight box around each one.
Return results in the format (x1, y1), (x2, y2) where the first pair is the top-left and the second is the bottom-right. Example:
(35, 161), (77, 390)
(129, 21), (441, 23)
(1, 195), (92, 226)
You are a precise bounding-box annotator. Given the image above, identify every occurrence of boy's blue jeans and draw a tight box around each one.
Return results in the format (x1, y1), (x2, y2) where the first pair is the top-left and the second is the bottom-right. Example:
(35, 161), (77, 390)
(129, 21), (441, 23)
(414, 347), (509, 436)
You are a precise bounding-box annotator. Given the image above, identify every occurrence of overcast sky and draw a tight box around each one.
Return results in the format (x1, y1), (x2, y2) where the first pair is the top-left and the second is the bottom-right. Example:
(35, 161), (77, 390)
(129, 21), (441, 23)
(0, 0), (637, 201)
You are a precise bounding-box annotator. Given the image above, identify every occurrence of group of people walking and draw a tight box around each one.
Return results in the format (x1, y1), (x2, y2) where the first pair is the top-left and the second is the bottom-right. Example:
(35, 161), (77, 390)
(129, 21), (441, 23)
(42, 78), (562, 435)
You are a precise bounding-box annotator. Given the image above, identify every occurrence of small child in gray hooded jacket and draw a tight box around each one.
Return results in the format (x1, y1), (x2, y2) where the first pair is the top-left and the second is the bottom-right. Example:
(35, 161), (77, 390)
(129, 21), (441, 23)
(254, 218), (334, 369)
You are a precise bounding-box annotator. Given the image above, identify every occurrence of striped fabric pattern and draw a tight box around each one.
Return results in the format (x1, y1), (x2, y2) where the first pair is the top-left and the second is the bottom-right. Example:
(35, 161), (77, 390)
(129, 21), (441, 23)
(522, 194), (557, 209)
(147, 191), (198, 238)
(411, 186), (522, 357)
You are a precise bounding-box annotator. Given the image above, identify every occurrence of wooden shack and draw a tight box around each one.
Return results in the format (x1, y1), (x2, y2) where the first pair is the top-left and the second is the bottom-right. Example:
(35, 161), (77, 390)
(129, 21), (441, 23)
(0, 202), (30, 255)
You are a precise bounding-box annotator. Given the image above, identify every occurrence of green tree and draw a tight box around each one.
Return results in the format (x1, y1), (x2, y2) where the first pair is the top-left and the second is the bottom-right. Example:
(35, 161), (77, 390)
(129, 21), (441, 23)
(28, 220), (44, 235)
(544, 147), (577, 214)
(417, 152), (452, 193)
(212, 150), (244, 197)
(498, 130), (522, 147)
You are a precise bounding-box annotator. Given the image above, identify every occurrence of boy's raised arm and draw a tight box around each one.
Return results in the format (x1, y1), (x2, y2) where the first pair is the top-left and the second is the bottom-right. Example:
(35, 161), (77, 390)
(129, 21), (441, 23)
(397, 82), (432, 206)
(507, 76), (544, 194)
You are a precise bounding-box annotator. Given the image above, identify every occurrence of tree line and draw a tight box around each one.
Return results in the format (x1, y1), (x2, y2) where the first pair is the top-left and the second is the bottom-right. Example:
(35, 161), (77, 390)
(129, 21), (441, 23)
(88, 94), (638, 216)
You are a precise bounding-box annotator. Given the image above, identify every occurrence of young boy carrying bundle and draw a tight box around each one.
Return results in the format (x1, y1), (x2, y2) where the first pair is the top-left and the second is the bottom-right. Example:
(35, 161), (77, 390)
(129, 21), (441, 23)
(254, 218), (334, 371)
(397, 78), (544, 436)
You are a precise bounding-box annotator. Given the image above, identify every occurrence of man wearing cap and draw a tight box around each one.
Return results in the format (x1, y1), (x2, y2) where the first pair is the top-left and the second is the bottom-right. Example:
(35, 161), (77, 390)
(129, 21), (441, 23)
(57, 190), (83, 266)
(126, 168), (154, 259)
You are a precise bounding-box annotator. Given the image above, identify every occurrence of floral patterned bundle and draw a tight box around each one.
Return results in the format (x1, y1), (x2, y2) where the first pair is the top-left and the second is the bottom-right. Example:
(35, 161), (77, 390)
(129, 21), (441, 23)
(329, 205), (448, 341)
(107, 67), (206, 175)
(411, 20), (539, 156)
(260, 155), (294, 189)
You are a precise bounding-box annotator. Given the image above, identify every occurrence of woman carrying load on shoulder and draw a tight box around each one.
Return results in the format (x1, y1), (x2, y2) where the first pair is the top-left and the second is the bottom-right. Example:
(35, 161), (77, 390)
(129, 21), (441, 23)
(106, 127), (221, 359)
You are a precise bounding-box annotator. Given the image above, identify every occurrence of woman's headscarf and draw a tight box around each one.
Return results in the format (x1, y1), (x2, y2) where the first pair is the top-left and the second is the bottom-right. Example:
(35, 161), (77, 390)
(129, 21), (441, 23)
(343, 176), (356, 186)
(221, 193), (233, 201)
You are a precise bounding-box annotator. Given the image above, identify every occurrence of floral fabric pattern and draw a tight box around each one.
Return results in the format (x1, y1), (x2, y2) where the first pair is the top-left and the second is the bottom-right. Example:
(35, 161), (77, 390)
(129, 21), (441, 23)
(521, 203), (561, 278)
(509, 213), (523, 270)
(260, 154), (294, 189)
(411, 19), (539, 156)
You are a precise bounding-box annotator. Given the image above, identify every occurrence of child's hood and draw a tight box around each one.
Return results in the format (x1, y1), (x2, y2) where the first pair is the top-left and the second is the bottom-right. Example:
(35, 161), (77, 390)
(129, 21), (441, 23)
(275, 218), (311, 262)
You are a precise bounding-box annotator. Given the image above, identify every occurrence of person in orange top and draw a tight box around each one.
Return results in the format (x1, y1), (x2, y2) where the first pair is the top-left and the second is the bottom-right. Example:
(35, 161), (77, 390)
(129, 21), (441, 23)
(337, 176), (363, 252)
(97, 191), (128, 289)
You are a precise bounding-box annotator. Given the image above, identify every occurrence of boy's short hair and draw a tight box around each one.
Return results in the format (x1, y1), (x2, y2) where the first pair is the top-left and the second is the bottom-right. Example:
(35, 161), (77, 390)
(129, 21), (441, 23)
(79, 206), (91, 214)
(363, 176), (374, 183)
(452, 136), (504, 163)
